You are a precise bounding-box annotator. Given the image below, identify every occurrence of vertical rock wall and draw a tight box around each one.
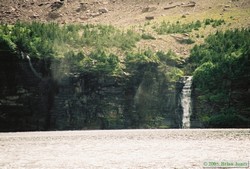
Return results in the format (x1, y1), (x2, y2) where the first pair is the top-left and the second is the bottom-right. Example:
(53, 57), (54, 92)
(0, 56), (181, 131)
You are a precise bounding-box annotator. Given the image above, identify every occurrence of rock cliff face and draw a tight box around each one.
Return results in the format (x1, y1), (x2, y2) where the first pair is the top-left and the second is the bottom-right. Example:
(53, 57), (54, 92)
(0, 52), (54, 131)
(0, 55), (182, 131)
(50, 73), (128, 130)
(50, 61), (182, 130)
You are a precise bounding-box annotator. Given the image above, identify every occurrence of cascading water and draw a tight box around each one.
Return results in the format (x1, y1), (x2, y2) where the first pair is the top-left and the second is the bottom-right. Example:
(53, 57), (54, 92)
(181, 76), (192, 129)
(21, 52), (42, 79)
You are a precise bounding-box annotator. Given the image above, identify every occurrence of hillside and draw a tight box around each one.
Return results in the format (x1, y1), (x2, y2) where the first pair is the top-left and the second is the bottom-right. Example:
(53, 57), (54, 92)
(1, 0), (250, 56)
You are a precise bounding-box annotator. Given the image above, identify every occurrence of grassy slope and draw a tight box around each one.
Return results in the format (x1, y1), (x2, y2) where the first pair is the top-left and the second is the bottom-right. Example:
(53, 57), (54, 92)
(0, 0), (249, 57)
(133, 1), (250, 58)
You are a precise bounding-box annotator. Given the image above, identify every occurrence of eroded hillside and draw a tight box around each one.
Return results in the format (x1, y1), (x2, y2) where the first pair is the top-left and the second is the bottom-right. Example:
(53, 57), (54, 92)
(1, 0), (250, 56)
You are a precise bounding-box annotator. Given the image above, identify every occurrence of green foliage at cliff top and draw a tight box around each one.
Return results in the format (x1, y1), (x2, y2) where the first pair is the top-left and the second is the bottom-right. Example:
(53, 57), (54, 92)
(0, 22), (140, 59)
(0, 22), (184, 79)
(189, 28), (250, 127)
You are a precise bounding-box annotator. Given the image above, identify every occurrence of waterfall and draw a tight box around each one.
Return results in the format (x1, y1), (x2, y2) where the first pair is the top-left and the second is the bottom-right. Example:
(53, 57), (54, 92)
(21, 52), (42, 79)
(181, 76), (192, 129)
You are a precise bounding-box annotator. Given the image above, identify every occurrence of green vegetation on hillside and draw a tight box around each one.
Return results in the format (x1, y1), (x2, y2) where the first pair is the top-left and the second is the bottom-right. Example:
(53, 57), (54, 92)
(0, 22), (185, 77)
(155, 20), (202, 34)
(188, 28), (250, 127)
(141, 33), (156, 40)
(0, 22), (142, 75)
(0, 22), (141, 59)
(154, 19), (225, 35)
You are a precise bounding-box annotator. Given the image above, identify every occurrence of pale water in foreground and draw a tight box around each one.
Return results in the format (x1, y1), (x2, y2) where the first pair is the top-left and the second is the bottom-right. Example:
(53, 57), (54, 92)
(0, 129), (249, 169)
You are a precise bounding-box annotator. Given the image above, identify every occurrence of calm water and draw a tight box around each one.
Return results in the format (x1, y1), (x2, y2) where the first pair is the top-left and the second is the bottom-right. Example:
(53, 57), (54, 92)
(0, 129), (249, 169)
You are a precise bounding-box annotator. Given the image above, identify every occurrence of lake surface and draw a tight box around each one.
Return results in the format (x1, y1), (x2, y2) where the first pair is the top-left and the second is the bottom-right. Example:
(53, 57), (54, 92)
(0, 129), (249, 168)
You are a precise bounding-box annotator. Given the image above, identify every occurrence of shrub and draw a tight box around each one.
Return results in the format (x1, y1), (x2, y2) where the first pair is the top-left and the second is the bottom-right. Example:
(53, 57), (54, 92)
(177, 38), (195, 44)
(141, 33), (156, 40)
(208, 113), (249, 128)
(154, 20), (202, 34)
(155, 19), (226, 34)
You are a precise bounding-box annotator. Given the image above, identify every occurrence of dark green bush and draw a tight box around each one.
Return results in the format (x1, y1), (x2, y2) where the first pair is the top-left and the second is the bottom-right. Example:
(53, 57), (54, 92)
(208, 113), (249, 128)
(177, 38), (195, 44)
(141, 33), (156, 40)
